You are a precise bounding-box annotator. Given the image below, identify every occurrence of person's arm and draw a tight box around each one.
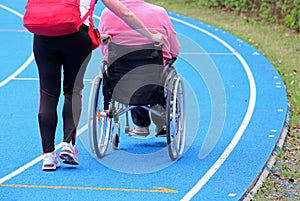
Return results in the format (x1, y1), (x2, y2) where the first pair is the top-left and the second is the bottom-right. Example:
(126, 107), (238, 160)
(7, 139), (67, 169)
(101, 0), (162, 44)
(168, 29), (180, 58)
(163, 11), (180, 57)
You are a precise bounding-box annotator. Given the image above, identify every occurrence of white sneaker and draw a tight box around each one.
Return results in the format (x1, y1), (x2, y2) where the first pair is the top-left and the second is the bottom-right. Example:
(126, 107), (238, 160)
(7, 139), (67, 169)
(59, 142), (79, 165)
(128, 124), (150, 136)
(155, 125), (167, 137)
(42, 152), (60, 171)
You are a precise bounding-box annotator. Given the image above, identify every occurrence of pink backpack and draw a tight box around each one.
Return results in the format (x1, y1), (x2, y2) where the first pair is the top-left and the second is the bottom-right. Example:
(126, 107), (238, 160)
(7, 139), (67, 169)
(23, 0), (96, 36)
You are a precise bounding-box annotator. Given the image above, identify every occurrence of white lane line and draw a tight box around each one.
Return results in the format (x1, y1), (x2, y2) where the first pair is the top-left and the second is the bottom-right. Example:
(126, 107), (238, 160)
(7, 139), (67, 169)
(0, 5), (256, 196)
(170, 16), (257, 200)
(180, 52), (234, 55)
(0, 53), (34, 88)
(0, 124), (88, 184)
(0, 29), (27, 32)
(12, 78), (39, 81)
(0, 4), (96, 184)
(0, 4), (34, 88)
(0, 4), (23, 18)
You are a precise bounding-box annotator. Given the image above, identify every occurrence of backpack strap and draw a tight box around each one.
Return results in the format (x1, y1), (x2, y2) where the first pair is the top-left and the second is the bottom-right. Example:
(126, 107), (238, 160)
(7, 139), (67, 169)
(80, 0), (97, 25)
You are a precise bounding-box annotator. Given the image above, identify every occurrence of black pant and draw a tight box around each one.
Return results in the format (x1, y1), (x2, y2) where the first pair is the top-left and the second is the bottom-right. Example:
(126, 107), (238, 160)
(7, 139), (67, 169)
(33, 26), (92, 153)
(131, 105), (165, 130)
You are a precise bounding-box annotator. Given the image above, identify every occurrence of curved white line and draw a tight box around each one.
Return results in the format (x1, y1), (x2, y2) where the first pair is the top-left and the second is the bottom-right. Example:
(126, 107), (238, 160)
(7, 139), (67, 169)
(0, 5), (256, 195)
(0, 53), (34, 87)
(0, 4), (34, 88)
(169, 16), (257, 200)
(0, 6), (99, 183)
(0, 124), (88, 184)
(0, 4), (23, 18)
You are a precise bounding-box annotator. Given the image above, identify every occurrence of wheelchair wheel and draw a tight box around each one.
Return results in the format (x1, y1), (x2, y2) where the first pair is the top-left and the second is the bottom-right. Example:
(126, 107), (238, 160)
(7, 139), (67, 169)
(112, 133), (119, 150)
(88, 75), (112, 158)
(165, 74), (186, 160)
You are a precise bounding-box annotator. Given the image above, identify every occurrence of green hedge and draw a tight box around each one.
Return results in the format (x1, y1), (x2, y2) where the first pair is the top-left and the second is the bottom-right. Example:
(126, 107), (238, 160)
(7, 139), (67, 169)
(190, 0), (300, 31)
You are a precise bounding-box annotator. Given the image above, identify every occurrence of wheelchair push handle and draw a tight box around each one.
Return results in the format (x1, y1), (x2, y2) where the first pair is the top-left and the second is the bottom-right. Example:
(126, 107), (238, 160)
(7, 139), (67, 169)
(100, 34), (112, 45)
(167, 57), (177, 66)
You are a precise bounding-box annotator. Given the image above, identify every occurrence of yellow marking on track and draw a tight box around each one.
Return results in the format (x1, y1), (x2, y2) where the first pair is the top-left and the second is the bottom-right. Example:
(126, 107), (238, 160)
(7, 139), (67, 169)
(0, 184), (177, 193)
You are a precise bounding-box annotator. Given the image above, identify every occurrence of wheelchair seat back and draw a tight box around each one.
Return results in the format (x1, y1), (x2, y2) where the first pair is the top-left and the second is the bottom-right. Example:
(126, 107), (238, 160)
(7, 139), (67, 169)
(106, 42), (165, 105)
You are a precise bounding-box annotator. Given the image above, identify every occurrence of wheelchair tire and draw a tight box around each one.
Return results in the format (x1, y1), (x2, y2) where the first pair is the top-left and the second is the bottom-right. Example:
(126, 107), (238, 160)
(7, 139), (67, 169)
(165, 74), (186, 160)
(88, 75), (112, 158)
(112, 133), (119, 150)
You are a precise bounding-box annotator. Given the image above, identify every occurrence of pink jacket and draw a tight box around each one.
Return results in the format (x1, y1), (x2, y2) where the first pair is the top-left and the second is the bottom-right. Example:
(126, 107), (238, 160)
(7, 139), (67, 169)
(99, 0), (180, 63)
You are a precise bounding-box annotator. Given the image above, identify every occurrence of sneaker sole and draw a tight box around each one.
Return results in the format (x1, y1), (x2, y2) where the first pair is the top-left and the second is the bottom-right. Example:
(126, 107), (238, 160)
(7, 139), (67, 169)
(59, 153), (79, 165)
(155, 129), (167, 137)
(128, 130), (150, 137)
(155, 134), (167, 137)
(42, 165), (60, 171)
(128, 132), (150, 137)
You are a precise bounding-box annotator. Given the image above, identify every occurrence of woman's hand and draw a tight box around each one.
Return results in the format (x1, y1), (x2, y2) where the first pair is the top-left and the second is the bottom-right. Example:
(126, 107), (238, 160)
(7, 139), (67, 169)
(100, 34), (112, 45)
(151, 32), (163, 46)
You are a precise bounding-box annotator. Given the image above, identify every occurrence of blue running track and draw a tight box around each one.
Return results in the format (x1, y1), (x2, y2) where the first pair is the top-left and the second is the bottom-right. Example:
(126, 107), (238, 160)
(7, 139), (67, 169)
(0, 1), (289, 200)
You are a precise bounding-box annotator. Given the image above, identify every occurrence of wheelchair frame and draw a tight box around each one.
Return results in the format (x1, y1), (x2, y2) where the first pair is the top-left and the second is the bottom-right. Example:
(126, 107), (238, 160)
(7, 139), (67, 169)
(88, 48), (186, 161)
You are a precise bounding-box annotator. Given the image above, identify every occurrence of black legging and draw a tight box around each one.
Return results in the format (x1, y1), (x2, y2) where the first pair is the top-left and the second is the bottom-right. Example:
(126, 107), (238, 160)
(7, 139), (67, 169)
(33, 25), (92, 153)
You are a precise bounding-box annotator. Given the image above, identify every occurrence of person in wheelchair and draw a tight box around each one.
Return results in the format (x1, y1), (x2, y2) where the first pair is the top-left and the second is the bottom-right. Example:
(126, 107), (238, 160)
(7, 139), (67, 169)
(98, 0), (180, 136)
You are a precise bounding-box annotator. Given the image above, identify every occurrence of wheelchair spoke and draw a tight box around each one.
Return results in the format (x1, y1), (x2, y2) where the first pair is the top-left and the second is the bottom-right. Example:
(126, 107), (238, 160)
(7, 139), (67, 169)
(88, 75), (112, 159)
(166, 76), (186, 160)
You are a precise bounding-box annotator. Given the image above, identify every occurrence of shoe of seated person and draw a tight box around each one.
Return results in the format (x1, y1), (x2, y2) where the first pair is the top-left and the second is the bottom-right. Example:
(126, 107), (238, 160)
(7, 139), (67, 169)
(128, 124), (150, 136)
(59, 142), (79, 165)
(155, 126), (167, 137)
(42, 152), (60, 171)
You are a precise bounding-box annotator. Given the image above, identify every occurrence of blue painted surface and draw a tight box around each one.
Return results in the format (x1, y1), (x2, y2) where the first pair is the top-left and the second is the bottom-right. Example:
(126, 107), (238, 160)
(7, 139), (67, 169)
(0, 1), (289, 200)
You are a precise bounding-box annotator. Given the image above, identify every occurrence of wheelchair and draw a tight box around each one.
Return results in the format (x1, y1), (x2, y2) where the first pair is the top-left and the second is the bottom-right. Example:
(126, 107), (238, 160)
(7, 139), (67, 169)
(88, 42), (186, 160)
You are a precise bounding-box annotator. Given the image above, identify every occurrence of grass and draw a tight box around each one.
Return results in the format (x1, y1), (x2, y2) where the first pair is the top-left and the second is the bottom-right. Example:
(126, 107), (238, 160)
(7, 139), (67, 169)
(147, 0), (300, 200)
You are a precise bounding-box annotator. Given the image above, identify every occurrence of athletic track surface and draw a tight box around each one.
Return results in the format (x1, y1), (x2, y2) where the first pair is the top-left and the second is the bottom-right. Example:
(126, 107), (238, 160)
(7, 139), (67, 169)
(0, 1), (289, 200)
